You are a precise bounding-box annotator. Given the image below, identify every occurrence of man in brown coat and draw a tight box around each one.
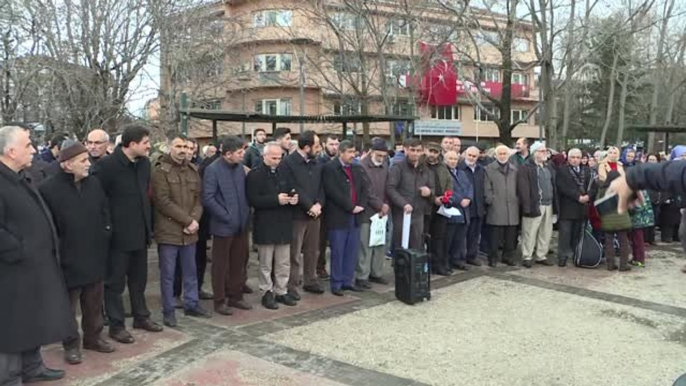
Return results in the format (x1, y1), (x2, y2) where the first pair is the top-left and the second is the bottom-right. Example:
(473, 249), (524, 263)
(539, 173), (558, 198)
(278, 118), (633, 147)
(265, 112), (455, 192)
(386, 138), (435, 250)
(152, 135), (211, 327)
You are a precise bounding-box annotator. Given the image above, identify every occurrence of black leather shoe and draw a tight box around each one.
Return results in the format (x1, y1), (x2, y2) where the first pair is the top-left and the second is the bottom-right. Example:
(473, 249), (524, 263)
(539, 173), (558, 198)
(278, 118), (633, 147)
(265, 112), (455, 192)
(83, 338), (115, 353)
(288, 289), (301, 301)
(467, 259), (483, 267)
(558, 259), (567, 267)
(275, 294), (298, 306)
(261, 292), (279, 310)
(356, 280), (372, 289)
(185, 307), (212, 318)
(242, 284), (254, 294)
(502, 259), (517, 267)
(536, 259), (554, 266)
(64, 348), (82, 365)
(303, 284), (325, 294)
(523, 260), (532, 268)
(488, 260), (497, 268)
(342, 285), (364, 292)
(23, 368), (65, 383)
(369, 276), (389, 285)
(454, 264), (470, 271)
(133, 319), (163, 332)
(199, 290), (214, 300)
(109, 328), (135, 344)
(331, 289), (344, 296)
(432, 268), (451, 276)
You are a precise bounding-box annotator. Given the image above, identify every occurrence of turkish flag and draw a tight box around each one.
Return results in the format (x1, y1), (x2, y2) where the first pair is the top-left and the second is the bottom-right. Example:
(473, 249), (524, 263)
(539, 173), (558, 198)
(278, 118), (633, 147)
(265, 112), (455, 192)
(417, 42), (458, 106)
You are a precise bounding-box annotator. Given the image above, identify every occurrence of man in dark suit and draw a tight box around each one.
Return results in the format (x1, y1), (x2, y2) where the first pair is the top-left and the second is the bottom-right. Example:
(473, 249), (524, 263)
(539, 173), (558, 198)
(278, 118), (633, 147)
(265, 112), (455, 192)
(556, 148), (595, 267)
(458, 146), (486, 266)
(0, 125), (73, 384)
(322, 140), (369, 296)
(92, 124), (163, 344)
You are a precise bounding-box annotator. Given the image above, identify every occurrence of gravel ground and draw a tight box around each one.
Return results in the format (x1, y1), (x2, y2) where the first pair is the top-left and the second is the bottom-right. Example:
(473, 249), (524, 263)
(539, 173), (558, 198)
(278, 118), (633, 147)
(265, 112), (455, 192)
(266, 277), (686, 386)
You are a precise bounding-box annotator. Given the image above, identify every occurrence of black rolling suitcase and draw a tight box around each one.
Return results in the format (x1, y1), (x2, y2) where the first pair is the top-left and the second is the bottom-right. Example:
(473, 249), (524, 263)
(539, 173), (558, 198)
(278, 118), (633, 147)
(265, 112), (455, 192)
(394, 248), (431, 305)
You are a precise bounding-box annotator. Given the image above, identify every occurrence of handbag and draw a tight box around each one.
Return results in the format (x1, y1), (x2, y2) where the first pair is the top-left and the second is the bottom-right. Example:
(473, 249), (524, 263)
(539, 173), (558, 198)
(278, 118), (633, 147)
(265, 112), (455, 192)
(629, 190), (655, 229)
(597, 187), (632, 232)
(369, 214), (388, 247)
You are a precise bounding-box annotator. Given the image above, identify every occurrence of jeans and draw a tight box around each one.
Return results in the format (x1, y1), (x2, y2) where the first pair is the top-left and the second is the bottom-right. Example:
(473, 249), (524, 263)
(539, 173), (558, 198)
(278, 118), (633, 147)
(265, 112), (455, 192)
(328, 220), (361, 291)
(159, 244), (199, 315)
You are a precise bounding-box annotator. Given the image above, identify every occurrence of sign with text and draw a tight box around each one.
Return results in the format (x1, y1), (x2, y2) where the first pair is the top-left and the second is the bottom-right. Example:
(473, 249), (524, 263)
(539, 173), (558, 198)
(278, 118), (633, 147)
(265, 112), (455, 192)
(413, 120), (462, 136)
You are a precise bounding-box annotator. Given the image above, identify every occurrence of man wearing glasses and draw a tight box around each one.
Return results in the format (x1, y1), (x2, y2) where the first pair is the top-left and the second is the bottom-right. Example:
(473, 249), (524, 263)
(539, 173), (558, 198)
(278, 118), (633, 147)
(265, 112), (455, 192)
(86, 129), (111, 164)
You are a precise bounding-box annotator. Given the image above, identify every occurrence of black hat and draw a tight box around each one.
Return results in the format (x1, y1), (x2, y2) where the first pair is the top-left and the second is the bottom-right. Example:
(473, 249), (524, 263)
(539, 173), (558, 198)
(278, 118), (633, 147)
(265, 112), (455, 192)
(371, 138), (388, 152)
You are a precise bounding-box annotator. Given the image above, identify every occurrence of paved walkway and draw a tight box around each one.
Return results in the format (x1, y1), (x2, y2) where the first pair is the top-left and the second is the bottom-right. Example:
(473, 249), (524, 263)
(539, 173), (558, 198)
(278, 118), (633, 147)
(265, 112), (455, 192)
(43, 242), (686, 386)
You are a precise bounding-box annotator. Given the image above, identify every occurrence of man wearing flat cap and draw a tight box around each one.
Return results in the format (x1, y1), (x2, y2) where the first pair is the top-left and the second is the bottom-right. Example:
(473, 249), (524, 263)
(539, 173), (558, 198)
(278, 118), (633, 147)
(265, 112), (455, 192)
(356, 138), (391, 288)
(39, 140), (116, 365)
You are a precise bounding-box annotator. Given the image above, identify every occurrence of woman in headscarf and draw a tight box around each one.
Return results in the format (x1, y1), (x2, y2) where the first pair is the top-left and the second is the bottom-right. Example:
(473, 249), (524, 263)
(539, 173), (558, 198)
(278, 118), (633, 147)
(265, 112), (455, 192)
(620, 147), (637, 168)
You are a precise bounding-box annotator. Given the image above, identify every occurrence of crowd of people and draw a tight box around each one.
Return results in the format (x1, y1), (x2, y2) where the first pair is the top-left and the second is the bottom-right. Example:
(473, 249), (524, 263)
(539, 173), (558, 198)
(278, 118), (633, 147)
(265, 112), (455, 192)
(1, 121), (684, 385)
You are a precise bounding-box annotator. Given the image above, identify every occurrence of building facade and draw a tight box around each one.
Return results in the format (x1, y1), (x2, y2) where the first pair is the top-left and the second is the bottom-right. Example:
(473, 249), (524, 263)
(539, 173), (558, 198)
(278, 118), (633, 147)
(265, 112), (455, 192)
(167, 0), (542, 143)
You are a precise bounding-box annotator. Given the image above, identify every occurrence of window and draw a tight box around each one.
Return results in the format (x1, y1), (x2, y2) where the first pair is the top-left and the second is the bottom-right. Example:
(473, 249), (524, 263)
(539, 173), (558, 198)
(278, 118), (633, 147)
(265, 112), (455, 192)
(333, 101), (361, 115)
(332, 12), (359, 31)
(511, 109), (528, 123)
(475, 30), (499, 46)
(431, 105), (460, 120)
(388, 19), (410, 36)
(255, 99), (292, 115)
(253, 10), (292, 28)
(512, 73), (528, 86)
(193, 100), (221, 110)
(333, 53), (361, 73)
(253, 54), (292, 72)
(385, 59), (411, 86)
(388, 102), (412, 117)
(475, 68), (499, 82)
(428, 24), (458, 43)
(474, 105), (499, 122)
(513, 38), (530, 52)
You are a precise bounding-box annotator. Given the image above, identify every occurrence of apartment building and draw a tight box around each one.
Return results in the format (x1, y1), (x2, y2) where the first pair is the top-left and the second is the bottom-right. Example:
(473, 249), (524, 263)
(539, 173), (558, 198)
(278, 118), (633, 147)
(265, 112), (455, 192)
(173, 0), (542, 142)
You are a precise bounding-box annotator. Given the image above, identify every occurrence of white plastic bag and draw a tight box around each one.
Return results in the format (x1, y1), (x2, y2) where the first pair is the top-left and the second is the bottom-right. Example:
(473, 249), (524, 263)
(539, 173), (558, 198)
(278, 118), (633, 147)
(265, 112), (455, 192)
(369, 214), (388, 247)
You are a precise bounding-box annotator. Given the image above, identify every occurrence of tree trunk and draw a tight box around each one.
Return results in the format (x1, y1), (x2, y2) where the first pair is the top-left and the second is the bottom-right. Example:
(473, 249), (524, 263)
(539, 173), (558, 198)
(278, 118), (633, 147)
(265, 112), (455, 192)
(497, 0), (517, 145)
(560, 0), (576, 147)
(648, 0), (676, 151)
(616, 70), (629, 146)
(599, 53), (619, 147)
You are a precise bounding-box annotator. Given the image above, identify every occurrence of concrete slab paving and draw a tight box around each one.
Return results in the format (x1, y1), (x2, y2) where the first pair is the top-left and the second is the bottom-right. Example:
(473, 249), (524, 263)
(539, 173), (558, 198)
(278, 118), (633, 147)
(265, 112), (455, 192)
(508, 250), (686, 309)
(266, 277), (686, 386)
(151, 350), (347, 386)
(43, 328), (191, 386)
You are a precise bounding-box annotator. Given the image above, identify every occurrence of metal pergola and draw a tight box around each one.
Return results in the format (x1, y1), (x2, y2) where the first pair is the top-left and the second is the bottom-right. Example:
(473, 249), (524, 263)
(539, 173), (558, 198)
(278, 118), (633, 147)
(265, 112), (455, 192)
(631, 125), (686, 152)
(180, 108), (418, 143)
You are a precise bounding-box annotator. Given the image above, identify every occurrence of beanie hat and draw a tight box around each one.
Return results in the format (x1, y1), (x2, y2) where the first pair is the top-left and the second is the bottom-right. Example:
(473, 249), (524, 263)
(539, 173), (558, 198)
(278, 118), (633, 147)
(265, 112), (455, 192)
(59, 139), (88, 162)
(530, 141), (545, 154)
(371, 138), (388, 152)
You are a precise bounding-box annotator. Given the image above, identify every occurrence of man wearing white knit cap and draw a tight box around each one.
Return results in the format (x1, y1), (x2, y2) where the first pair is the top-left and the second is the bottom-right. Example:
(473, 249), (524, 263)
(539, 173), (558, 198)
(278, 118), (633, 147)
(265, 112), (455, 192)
(516, 141), (556, 268)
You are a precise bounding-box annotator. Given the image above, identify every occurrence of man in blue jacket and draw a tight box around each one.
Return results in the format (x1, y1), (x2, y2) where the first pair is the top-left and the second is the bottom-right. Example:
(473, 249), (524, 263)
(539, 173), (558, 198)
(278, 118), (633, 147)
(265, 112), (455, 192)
(458, 146), (486, 266)
(444, 151), (473, 271)
(202, 136), (252, 315)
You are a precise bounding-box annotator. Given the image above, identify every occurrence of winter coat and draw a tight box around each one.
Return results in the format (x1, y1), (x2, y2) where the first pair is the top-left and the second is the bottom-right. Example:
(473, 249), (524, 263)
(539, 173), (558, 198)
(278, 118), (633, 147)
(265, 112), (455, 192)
(458, 160), (486, 218)
(556, 164), (595, 221)
(359, 156), (388, 223)
(446, 167), (473, 224)
(243, 142), (264, 170)
(202, 157), (250, 237)
(425, 160), (452, 205)
(516, 157), (557, 218)
(246, 163), (296, 245)
(0, 163), (75, 353)
(280, 151), (326, 221)
(508, 152), (528, 167)
(322, 159), (369, 229)
(152, 154), (203, 246)
(386, 158), (435, 219)
(484, 161), (520, 226)
(91, 145), (153, 251)
(39, 170), (111, 289)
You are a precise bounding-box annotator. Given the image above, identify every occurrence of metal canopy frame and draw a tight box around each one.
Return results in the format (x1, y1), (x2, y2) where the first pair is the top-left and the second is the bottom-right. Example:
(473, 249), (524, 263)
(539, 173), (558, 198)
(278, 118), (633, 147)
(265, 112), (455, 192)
(180, 108), (418, 142)
(630, 125), (686, 152)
